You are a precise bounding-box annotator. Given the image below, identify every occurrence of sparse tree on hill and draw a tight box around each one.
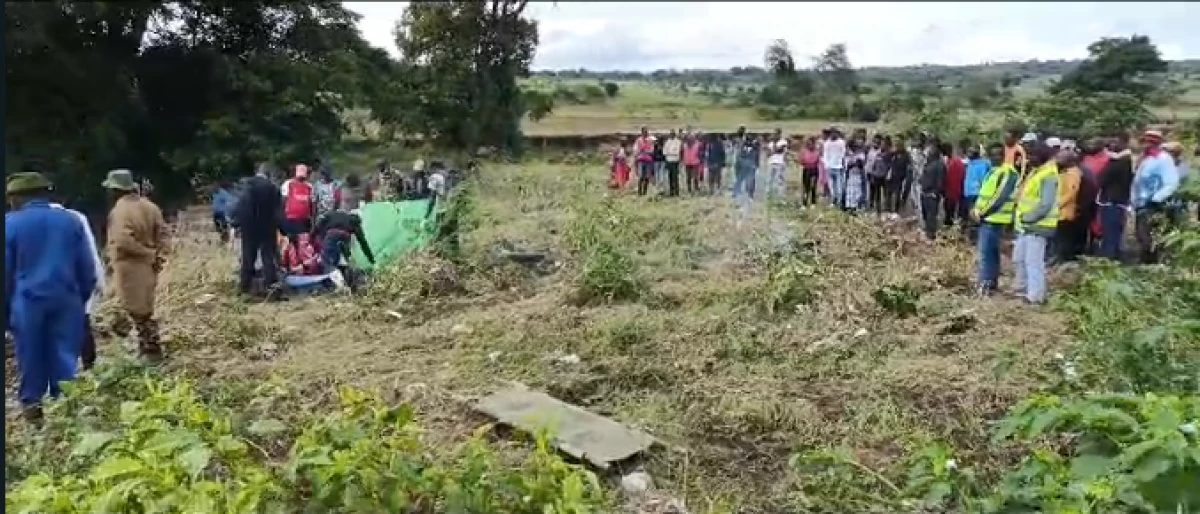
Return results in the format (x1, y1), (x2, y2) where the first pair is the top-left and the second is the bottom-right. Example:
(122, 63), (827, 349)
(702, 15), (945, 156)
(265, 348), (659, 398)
(603, 81), (620, 97)
(813, 43), (857, 96)
(1051, 35), (1168, 99)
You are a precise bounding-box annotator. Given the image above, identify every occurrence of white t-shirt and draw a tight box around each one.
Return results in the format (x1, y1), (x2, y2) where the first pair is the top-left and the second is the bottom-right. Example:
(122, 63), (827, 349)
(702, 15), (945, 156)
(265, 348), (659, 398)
(821, 138), (847, 169)
(768, 139), (788, 165)
(50, 203), (105, 314)
(427, 171), (447, 197)
(663, 138), (683, 163)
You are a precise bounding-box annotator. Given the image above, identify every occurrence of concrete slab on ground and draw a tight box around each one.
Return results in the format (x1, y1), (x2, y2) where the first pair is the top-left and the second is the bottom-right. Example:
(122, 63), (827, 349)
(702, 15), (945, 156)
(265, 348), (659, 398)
(474, 387), (657, 469)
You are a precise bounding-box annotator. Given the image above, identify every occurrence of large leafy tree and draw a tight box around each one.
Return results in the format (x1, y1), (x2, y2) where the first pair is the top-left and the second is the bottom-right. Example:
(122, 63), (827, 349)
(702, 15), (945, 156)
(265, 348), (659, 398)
(6, 1), (389, 211)
(393, 0), (539, 154)
(1051, 35), (1168, 99)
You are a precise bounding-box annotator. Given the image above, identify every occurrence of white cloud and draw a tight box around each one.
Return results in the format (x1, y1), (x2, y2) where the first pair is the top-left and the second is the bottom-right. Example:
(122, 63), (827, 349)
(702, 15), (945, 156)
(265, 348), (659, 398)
(345, 1), (1199, 70)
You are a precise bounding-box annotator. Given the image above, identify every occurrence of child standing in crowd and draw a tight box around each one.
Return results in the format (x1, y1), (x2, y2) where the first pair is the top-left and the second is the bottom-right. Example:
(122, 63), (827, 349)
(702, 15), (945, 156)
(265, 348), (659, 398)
(663, 130), (683, 197)
(799, 137), (821, 208)
(610, 142), (631, 189)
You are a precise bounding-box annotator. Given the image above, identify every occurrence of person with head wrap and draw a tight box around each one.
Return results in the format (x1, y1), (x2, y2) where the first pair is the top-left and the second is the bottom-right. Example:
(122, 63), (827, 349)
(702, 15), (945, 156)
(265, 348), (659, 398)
(6, 171), (98, 424)
(102, 169), (169, 362)
(1131, 130), (1180, 263)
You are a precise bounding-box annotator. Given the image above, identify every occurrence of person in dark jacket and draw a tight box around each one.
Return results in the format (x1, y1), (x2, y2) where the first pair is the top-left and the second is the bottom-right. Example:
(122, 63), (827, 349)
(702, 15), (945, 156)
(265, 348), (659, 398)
(314, 210), (375, 274)
(1096, 135), (1134, 260)
(918, 143), (948, 241)
(886, 145), (911, 218)
(235, 163), (284, 296)
(704, 133), (726, 195)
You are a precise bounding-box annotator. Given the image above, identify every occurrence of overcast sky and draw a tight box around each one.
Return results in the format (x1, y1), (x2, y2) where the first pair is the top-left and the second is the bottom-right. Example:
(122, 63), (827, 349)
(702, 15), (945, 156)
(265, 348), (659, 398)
(345, 2), (1199, 71)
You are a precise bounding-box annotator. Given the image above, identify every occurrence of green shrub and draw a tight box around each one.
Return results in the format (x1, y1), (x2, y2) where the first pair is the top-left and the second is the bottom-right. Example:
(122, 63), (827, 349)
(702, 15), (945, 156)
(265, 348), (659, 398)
(6, 365), (611, 513)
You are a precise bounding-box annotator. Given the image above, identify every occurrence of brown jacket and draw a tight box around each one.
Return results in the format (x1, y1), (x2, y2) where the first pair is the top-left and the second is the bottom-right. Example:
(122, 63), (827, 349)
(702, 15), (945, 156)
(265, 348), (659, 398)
(106, 194), (168, 316)
(1056, 166), (1083, 221)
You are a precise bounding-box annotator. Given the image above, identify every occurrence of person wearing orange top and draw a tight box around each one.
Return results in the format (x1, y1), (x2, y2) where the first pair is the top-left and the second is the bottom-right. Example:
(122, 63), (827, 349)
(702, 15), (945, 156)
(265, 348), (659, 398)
(1002, 129), (1028, 172)
(1053, 150), (1086, 262)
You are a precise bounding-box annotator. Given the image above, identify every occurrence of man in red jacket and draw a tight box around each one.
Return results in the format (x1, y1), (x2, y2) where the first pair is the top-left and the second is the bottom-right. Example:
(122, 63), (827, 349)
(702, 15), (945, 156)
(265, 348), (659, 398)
(943, 143), (967, 228)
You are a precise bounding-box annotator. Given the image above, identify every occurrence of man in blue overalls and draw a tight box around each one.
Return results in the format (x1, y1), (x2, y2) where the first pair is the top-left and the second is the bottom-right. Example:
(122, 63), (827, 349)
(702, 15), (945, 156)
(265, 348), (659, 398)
(6, 171), (98, 424)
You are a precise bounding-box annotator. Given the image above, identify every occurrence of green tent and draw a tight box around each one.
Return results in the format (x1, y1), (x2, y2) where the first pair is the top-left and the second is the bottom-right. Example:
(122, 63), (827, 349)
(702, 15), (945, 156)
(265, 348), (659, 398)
(350, 199), (434, 270)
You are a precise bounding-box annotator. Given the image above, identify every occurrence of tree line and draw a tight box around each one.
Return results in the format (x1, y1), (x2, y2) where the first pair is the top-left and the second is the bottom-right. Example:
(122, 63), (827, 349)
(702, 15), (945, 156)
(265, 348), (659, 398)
(5, 1), (542, 211)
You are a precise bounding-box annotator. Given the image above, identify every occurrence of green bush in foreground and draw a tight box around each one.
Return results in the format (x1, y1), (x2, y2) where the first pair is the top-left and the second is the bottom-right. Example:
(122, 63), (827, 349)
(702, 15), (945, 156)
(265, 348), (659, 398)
(5, 364), (609, 514)
(792, 226), (1200, 513)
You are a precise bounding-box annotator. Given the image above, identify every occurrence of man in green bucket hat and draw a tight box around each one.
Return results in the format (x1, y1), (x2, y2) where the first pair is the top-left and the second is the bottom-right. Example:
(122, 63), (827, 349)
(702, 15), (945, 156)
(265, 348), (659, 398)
(6, 170), (98, 424)
(102, 169), (169, 363)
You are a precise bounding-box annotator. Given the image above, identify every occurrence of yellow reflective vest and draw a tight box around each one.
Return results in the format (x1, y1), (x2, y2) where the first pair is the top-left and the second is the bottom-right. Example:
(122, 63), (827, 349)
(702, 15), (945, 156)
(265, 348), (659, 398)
(1015, 162), (1060, 232)
(973, 163), (1018, 225)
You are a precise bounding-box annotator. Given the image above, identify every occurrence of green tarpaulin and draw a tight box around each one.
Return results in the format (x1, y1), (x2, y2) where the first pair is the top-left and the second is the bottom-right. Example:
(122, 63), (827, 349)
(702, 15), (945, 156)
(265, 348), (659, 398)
(350, 199), (434, 270)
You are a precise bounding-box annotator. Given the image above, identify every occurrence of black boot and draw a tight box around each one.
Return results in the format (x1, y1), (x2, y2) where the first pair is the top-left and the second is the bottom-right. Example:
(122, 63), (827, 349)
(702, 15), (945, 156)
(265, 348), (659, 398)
(23, 404), (44, 426)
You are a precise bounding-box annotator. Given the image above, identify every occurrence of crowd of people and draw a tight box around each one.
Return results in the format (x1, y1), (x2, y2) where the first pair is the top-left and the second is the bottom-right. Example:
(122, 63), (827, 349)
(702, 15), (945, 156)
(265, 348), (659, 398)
(7, 168), (168, 423)
(611, 125), (1195, 303)
(211, 158), (463, 298)
(6, 157), (461, 425)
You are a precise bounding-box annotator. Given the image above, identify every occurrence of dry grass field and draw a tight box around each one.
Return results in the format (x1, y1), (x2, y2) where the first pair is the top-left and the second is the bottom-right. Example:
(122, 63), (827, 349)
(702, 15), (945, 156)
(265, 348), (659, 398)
(19, 159), (1071, 511)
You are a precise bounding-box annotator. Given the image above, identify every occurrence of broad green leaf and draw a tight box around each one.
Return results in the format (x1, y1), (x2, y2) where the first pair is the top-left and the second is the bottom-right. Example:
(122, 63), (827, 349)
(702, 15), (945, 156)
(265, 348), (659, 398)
(1070, 454), (1114, 479)
(247, 419), (288, 436)
(91, 457), (146, 482)
(71, 431), (117, 457)
(179, 446), (213, 478)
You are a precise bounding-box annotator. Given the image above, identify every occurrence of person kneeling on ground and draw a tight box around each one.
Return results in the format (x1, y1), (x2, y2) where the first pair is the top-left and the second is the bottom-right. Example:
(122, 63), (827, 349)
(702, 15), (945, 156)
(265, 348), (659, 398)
(972, 144), (1019, 296)
(282, 232), (323, 276)
(1012, 144), (1060, 305)
(314, 209), (376, 276)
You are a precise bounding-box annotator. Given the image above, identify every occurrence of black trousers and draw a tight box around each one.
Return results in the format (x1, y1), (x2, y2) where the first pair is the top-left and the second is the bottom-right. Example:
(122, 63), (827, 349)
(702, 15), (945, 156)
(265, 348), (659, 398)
(81, 314), (97, 370)
(1055, 219), (1087, 262)
(868, 176), (887, 214)
(665, 162), (681, 197)
(942, 196), (959, 226)
(801, 167), (819, 206)
(885, 179), (905, 213)
(920, 193), (942, 239)
(239, 229), (281, 293)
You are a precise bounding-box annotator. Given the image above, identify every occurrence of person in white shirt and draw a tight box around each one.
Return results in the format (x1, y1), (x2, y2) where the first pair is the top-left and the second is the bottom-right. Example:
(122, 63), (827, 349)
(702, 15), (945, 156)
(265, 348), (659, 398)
(49, 202), (105, 370)
(662, 130), (683, 197)
(766, 128), (789, 199)
(821, 128), (848, 207)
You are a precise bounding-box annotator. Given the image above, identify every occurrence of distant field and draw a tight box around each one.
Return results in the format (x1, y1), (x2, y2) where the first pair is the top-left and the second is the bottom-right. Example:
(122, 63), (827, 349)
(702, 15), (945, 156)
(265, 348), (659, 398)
(522, 80), (871, 136)
(351, 76), (1200, 140)
(522, 105), (872, 136)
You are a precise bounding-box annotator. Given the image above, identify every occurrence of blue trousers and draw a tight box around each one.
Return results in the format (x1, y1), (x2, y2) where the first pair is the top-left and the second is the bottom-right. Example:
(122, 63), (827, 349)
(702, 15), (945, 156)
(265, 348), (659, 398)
(11, 297), (86, 406)
(976, 222), (1004, 288)
(1098, 204), (1127, 260)
(321, 232), (350, 273)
